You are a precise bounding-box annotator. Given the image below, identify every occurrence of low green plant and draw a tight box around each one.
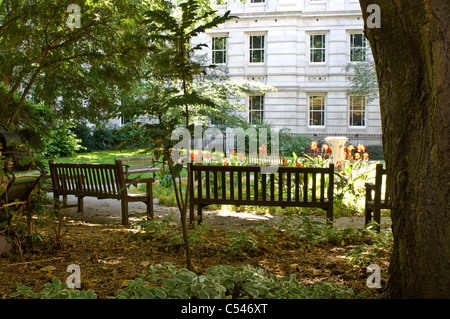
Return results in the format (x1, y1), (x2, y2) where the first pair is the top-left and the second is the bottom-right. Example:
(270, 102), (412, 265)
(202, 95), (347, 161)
(113, 263), (354, 299)
(345, 245), (379, 267)
(12, 277), (97, 299)
(225, 229), (258, 256)
(136, 212), (207, 247)
(278, 215), (392, 248)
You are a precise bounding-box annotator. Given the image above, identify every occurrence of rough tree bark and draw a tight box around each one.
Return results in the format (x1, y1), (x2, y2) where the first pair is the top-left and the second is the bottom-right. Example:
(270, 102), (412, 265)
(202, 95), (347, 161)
(359, 0), (450, 298)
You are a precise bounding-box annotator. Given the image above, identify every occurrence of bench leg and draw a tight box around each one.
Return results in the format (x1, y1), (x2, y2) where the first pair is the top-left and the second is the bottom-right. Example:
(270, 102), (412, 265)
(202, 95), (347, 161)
(121, 199), (129, 226)
(365, 207), (373, 226)
(326, 205), (333, 224)
(77, 196), (84, 214)
(147, 199), (154, 220)
(197, 205), (203, 225)
(374, 207), (381, 232)
(146, 182), (154, 219)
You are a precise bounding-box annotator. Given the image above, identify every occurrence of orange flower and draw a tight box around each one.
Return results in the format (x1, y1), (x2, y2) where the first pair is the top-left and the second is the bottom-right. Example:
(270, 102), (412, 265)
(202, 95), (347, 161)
(205, 152), (211, 159)
(363, 153), (369, 161)
(322, 144), (329, 151)
(336, 158), (345, 167)
(283, 159), (288, 165)
(230, 150), (236, 156)
(355, 152), (361, 160)
(190, 152), (194, 161)
(259, 145), (267, 156)
(238, 153), (244, 161)
(357, 144), (365, 153)
(311, 141), (318, 150)
(223, 159), (228, 166)
(295, 160), (302, 167)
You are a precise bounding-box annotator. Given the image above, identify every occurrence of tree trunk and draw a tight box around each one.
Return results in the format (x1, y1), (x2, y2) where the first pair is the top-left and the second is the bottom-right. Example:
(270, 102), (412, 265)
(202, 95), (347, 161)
(359, 0), (450, 298)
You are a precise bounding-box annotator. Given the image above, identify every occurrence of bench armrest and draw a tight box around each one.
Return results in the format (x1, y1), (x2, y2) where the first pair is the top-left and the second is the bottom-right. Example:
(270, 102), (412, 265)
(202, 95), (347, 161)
(365, 182), (375, 190)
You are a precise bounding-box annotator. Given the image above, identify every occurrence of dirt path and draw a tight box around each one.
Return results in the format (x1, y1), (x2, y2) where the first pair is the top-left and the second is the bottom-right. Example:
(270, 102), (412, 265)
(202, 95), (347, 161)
(56, 195), (391, 231)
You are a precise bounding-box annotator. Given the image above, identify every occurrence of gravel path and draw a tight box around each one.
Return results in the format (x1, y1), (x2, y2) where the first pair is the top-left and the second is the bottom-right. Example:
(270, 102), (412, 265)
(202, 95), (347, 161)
(55, 195), (392, 232)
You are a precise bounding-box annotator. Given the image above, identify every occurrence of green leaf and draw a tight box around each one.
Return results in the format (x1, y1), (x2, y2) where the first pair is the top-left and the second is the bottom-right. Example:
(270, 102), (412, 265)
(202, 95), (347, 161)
(172, 164), (183, 178)
(154, 287), (167, 299)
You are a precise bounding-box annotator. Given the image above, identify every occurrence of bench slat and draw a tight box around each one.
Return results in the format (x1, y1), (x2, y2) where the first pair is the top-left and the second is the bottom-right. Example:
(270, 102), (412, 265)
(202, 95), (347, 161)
(189, 163), (334, 224)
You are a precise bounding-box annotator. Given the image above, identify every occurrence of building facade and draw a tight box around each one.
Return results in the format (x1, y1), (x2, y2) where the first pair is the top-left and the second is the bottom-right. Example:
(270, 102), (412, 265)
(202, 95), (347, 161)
(191, 0), (382, 145)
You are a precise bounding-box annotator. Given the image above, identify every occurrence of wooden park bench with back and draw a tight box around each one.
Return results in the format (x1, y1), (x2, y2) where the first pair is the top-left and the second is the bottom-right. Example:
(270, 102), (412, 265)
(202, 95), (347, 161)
(49, 159), (154, 226)
(365, 163), (390, 232)
(189, 163), (335, 224)
(115, 156), (165, 179)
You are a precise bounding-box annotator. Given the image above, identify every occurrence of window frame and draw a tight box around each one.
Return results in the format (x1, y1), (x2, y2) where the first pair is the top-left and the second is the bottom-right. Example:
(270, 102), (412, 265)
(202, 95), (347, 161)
(349, 95), (367, 128)
(211, 36), (228, 65)
(308, 94), (326, 128)
(249, 34), (266, 64)
(248, 94), (264, 125)
(309, 34), (327, 64)
(349, 33), (368, 62)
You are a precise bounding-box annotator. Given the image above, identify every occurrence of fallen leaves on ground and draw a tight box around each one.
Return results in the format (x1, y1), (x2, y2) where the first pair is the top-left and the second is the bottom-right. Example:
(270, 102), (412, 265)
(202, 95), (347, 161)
(0, 220), (390, 299)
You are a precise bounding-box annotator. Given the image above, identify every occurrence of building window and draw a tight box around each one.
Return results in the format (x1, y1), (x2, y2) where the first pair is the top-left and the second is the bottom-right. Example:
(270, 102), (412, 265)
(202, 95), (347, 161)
(309, 95), (326, 127)
(121, 116), (132, 126)
(212, 36), (227, 64)
(249, 95), (264, 125)
(349, 96), (366, 127)
(310, 34), (326, 63)
(249, 35), (265, 63)
(350, 33), (368, 62)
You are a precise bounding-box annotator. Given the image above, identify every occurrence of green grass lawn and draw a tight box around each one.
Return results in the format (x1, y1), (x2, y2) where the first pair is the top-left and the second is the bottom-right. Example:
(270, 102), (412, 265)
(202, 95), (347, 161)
(48, 149), (152, 164)
(41, 148), (153, 172)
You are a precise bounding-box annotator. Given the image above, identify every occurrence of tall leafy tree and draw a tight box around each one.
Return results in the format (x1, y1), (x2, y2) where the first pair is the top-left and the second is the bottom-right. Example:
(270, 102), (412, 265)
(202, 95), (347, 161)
(129, 0), (237, 270)
(0, 0), (151, 128)
(359, 0), (450, 298)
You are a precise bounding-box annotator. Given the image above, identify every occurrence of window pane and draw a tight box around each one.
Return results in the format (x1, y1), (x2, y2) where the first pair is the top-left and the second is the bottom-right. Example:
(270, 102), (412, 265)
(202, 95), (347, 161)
(212, 37), (227, 64)
(350, 96), (366, 126)
(310, 35), (326, 62)
(309, 96), (325, 126)
(250, 35), (265, 63)
(250, 35), (264, 49)
(249, 95), (264, 124)
(350, 34), (367, 62)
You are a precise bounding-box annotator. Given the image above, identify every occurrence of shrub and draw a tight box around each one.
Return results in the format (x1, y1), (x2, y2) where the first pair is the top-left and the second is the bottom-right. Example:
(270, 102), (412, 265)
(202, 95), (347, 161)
(365, 144), (384, 160)
(73, 124), (150, 152)
(280, 133), (312, 158)
(43, 122), (84, 158)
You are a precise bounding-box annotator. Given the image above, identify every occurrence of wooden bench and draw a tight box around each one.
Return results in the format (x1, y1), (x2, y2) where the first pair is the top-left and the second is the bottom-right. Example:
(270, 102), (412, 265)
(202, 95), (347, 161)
(115, 156), (164, 179)
(49, 159), (155, 226)
(189, 163), (334, 224)
(365, 164), (390, 231)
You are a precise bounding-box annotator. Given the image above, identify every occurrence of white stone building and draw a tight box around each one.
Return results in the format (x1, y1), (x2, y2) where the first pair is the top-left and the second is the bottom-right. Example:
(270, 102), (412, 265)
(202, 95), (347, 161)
(191, 0), (382, 145)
